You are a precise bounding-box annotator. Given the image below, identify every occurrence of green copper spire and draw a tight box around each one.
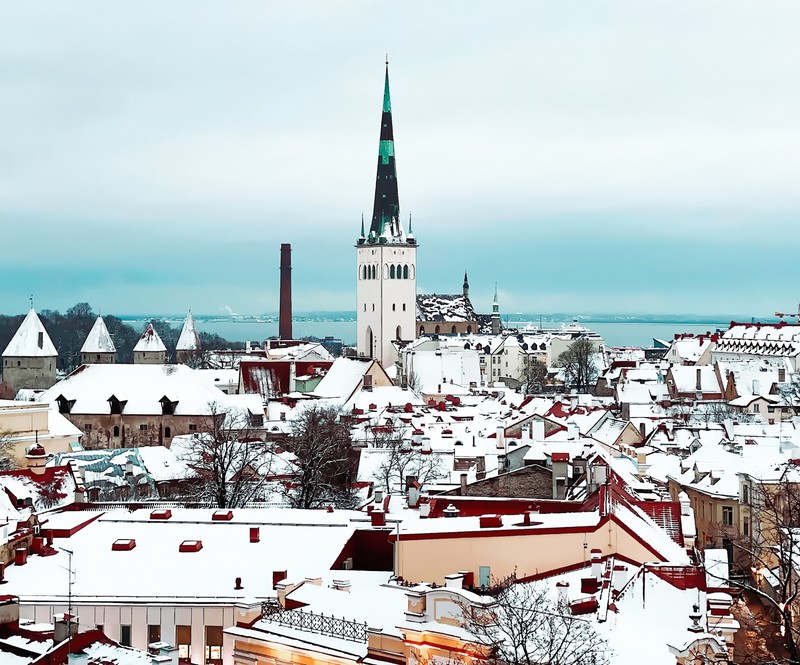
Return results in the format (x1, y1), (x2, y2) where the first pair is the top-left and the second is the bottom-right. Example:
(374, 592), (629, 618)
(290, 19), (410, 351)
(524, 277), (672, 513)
(383, 61), (392, 113)
(368, 60), (402, 240)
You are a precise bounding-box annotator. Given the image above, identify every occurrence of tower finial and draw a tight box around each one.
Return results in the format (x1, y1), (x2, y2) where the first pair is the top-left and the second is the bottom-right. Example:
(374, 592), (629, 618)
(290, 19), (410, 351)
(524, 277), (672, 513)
(29, 294), (34, 311)
(385, 53), (389, 66)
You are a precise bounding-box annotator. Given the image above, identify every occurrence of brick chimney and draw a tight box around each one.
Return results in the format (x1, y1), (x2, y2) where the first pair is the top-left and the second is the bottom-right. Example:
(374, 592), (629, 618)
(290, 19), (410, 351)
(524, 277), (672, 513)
(279, 243), (292, 340)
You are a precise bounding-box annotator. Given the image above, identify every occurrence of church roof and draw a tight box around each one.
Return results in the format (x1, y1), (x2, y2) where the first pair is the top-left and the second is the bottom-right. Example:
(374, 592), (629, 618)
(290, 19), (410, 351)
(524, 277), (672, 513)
(80, 316), (116, 354)
(133, 323), (166, 353)
(2, 309), (58, 358)
(416, 294), (478, 323)
(176, 311), (201, 351)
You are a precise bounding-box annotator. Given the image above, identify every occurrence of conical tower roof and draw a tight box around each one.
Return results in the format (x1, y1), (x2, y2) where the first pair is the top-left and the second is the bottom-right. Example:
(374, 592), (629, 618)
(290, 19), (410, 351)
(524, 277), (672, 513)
(80, 316), (116, 354)
(133, 323), (167, 352)
(2, 309), (58, 358)
(368, 62), (404, 242)
(176, 310), (201, 351)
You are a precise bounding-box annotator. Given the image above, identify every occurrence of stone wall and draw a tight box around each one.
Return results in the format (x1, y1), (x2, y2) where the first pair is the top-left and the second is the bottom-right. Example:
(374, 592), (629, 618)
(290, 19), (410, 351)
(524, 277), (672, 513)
(1, 356), (57, 391)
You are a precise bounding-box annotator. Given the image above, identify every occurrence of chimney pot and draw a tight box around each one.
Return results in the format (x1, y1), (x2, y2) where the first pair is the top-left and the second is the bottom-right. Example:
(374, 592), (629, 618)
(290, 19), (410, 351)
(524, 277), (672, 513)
(250, 527), (260, 543)
(235, 576), (243, 590)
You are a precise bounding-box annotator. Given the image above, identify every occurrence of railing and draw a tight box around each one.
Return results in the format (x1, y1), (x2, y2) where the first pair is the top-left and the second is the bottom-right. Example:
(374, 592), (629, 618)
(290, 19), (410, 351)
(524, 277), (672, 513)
(260, 602), (368, 642)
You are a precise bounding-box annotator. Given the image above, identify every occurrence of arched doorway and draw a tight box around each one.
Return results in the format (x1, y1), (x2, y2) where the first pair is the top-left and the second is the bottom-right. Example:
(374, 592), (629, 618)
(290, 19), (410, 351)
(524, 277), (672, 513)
(365, 326), (374, 358)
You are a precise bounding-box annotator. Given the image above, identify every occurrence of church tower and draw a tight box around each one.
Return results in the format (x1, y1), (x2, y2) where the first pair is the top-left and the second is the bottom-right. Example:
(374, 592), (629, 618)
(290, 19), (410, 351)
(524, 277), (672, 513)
(356, 62), (417, 366)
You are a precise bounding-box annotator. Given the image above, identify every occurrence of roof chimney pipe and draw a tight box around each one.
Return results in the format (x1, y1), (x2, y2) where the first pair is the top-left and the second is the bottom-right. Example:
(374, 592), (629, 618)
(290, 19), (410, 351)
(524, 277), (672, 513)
(279, 243), (293, 341)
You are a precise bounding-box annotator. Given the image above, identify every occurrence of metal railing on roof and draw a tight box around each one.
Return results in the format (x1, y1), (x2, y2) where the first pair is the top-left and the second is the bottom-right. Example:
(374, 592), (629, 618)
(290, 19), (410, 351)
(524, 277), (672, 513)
(260, 601), (368, 642)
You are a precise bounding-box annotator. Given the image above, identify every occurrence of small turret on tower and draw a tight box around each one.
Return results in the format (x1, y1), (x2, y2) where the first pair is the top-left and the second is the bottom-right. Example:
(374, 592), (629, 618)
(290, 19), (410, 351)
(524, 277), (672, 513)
(1, 308), (58, 391)
(80, 316), (117, 365)
(491, 285), (501, 335)
(176, 310), (202, 365)
(463, 272), (470, 298)
(133, 323), (167, 364)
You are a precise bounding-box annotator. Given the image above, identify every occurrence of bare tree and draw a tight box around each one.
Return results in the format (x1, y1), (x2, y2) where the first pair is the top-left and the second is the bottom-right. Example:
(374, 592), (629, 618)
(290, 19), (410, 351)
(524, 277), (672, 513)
(709, 469), (800, 663)
(521, 360), (547, 395)
(779, 372), (800, 417)
(556, 339), (598, 393)
(407, 370), (422, 393)
(0, 429), (18, 471)
(370, 418), (445, 494)
(283, 404), (356, 509)
(181, 403), (275, 508)
(461, 573), (610, 665)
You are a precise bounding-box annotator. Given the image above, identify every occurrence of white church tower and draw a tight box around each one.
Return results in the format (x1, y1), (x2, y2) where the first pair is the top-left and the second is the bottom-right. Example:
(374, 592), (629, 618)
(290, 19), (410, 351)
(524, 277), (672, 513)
(356, 62), (417, 366)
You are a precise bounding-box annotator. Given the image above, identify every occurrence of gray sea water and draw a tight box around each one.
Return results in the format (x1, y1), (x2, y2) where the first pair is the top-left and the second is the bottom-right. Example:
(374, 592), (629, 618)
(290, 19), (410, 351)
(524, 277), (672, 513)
(123, 317), (731, 349)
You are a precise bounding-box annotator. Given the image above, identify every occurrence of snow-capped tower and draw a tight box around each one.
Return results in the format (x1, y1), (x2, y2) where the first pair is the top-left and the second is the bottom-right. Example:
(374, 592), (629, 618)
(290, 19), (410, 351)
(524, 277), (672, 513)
(176, 310), (202, 365)
(80, 316), (116, 364)
(356, 61), (417, 366)
(1, 308), (58, 390)
(133, 323), (167, 364)
(491, 285), (501, 335)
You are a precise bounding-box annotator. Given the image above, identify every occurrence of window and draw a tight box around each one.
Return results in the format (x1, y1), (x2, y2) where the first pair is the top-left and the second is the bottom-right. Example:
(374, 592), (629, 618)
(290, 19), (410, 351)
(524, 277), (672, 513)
(402, 304), (406, 311)
(164, 427), (172, 438)
(390, 265), (396, 279)
(205, 626), (223, 662)
(743, 517), (750, 536)
(189, 424), (197, 431)
(768, 406), (776, 413)
(722, 505), (733, 527)
(148, 624), (161, 645)
(392, 304), (396, 311)
(139, 424), (148, 431)
(176, 625), (191, 660)
(113, 426), (120, 437)
(403, 265), (409, 279)
(84, 423), (92, 432)
(120, 625), (131, 647)
(742, 484), (750, 505)
(372, 304), (375, 312)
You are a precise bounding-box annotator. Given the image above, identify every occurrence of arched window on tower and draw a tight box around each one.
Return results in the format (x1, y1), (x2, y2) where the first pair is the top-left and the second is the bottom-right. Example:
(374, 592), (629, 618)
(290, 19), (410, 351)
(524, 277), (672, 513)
(419, 326), (425, 336)
(396, 326), (402, 340)
(371, 265), (376, 279)
(451, 325), (457, 335)
(435, 325), (441, 334)
(390, 265), (396, 279)
(403, 265), (409, 279)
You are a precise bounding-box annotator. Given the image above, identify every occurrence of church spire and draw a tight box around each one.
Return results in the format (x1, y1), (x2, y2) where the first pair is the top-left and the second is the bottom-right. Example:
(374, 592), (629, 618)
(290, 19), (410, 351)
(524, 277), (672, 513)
(463, 271), (470, 298)
(368, 60), (402, 241)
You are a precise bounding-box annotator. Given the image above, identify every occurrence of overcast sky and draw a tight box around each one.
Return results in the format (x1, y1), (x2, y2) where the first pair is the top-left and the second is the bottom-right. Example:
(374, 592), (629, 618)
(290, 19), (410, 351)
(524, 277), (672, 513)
(1, 1), (798, 317)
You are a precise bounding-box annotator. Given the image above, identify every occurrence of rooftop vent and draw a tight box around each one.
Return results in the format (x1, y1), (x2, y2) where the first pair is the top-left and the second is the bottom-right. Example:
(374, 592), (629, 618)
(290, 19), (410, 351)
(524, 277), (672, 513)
(212, 510), (234, 521)
(179, 540), (203, 553)
(479, 515), (503, 529)
(150, 509), (172, 520)
(112, 539), (136, 551)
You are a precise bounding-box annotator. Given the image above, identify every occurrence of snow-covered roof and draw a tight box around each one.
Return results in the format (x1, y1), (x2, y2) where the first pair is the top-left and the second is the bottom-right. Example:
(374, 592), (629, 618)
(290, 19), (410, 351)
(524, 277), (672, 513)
(2, 309), (58, 358)
(36, 364), (241, 416)
(176, 310), (201, 351)
(313, 358), (376, 400)
(132, 323), (166, 353)
(416, 294), (477, 323)
(80, 316), (116, 354)
(0, 508), (365, 604)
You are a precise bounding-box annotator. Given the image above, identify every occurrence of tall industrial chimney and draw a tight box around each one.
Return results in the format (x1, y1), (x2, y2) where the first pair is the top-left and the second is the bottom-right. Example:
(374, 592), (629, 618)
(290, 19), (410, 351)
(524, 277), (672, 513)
(279, 243), (292, 340)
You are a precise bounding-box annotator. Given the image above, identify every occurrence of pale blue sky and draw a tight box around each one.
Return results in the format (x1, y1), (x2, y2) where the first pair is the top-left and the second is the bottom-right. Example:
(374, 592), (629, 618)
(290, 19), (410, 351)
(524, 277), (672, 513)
(1, 1), (798, 317)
